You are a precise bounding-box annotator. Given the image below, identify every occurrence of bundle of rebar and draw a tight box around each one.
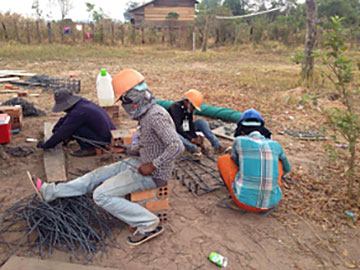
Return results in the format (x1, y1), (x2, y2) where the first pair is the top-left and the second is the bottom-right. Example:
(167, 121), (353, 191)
(0, 194), (122, 266)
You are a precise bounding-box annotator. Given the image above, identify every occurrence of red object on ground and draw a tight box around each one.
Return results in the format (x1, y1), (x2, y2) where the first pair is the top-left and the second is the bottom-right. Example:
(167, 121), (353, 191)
(0, 113), (11, 144)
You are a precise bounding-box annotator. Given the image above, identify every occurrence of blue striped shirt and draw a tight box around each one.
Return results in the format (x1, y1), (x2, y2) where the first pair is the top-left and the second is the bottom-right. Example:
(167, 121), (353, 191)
(232, 132), (291, 209)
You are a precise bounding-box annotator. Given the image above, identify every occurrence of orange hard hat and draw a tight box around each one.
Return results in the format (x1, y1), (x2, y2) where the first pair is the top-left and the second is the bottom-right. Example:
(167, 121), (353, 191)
(184, 89), (203, 111)
(112, 69), (145, 102)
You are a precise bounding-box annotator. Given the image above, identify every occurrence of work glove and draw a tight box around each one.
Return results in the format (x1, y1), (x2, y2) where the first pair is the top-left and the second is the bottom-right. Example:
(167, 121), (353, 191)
(36, 141), (45, 149)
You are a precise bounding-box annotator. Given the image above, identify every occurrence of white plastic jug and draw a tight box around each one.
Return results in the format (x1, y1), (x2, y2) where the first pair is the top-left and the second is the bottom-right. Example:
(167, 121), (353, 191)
(96, 68), (114, 106)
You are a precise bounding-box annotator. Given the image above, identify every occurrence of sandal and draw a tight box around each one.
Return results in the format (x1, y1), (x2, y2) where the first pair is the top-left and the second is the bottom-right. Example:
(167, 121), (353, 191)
(26, 171), (44, 200)
(126, 225), (164, 246)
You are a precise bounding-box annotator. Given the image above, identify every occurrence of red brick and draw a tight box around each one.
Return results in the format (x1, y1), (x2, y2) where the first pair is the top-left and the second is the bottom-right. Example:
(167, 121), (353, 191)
(157, 185), (169, 198)
(102, 105), (119, 113)
(130, 189), (156, 202)
(5, 84), (19, 90)
(17, 91), (28, 97)
(95, 148), (104, 155)
(155, 210), (168, 223)
(145, 198), (169, 212)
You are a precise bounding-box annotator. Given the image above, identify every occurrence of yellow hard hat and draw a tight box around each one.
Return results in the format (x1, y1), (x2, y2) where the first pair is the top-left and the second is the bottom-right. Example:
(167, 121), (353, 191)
(184, 89), (203, 111)
(112, 69), (145, 102)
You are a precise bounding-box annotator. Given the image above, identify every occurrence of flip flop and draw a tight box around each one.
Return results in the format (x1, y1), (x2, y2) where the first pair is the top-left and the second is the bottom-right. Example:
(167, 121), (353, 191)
(126, 225), (164, 246)
(26, 171), (44, 200)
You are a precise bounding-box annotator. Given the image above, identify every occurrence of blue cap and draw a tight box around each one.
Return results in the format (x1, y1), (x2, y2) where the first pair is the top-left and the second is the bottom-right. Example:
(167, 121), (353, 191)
(238, 108), (264, 126)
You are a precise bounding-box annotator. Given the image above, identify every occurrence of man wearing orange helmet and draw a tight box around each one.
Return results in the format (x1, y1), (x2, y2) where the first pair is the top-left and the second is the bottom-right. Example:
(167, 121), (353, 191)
(167, 89), (225, 157)
(33, 69), (184, 246)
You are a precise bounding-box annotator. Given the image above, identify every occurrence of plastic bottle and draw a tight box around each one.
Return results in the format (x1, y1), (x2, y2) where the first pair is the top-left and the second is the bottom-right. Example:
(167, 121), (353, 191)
(96, 68), (114, 106)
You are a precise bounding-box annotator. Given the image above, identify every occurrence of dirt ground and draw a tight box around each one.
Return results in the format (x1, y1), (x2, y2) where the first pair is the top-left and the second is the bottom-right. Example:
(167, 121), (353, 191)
(0, 47), (359, 270)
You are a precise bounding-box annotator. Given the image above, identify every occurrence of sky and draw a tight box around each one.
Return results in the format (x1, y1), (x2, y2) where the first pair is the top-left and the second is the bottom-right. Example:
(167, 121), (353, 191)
(0, 0), (145, 22)
(0, 0), (305, 22)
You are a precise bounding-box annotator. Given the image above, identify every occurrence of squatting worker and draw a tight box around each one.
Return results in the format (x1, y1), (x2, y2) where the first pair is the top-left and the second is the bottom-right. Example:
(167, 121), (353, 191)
(33, 69), (184, 245)
(167, 89), (226, 157)
(217, 108), (291, 214)
(36, 88), (115, 157)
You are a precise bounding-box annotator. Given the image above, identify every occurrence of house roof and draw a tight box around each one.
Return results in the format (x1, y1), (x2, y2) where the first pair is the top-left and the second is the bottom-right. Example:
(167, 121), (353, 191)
(129, 0), (199, 13)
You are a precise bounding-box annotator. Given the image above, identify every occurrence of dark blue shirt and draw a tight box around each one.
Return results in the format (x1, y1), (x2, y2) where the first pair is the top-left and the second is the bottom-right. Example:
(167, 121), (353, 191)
(43, 98), (115, 148)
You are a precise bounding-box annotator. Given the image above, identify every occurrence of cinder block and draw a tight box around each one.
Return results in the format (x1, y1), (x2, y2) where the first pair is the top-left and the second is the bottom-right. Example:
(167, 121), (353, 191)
(145, 198), (169, 212)
(130, 189), (156, 202)
(111, 129), (131, 146)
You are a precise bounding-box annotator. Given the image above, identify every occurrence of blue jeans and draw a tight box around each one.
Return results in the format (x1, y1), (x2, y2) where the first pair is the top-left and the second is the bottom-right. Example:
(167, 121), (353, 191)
(178, 119), (221, 153)
(40, 158), (159, 234)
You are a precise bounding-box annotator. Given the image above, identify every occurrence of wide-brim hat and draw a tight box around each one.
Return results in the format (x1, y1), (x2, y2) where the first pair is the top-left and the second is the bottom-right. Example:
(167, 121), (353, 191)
(52, 88), (81, 112)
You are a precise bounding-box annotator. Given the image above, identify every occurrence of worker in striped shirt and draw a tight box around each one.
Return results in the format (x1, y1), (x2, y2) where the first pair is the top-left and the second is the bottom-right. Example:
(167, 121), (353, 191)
(217, 108), (291, 213)
(33, 69), (184, 246)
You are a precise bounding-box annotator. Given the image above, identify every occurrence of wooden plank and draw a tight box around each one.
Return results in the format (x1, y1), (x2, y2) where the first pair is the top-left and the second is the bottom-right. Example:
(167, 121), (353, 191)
(2, 256), (119, 270)
(0, 72), (36, 77)
(44, 122), (67, 182)
(212, 126), (235, 141)
(0, 77), (20, 82)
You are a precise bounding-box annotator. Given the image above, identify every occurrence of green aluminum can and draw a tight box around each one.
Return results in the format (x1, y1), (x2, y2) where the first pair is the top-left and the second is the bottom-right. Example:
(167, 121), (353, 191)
(209, 252), (228, 267)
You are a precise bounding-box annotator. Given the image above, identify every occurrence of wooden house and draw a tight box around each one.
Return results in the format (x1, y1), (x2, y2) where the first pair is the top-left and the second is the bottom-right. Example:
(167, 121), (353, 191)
(129, 0), (199, 28)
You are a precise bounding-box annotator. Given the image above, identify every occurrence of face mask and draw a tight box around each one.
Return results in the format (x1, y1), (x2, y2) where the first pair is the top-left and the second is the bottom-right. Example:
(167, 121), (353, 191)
(121, 89), (155, 120)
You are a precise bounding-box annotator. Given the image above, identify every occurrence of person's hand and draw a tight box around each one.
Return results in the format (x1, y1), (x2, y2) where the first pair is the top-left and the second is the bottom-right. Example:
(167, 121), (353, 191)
(191, 136), (203, 146)
(138, 162), (155, 176)
(36, 141), (45, 149)
(106, 145), (126, 154)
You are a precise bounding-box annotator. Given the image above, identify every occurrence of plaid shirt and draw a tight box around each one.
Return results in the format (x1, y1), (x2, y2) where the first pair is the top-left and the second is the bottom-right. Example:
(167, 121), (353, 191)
(128, 104), (184, 184)
(232, 131), (291, 209)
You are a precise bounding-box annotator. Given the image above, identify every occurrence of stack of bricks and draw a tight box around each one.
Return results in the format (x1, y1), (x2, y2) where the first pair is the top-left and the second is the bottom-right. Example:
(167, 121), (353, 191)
(102, 105), (120, 127)
(128, 184), (170, 224)
(0, 105), (23, 130)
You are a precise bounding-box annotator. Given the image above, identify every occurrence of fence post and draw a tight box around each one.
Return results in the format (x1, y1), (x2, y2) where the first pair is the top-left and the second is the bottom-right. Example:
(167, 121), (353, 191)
(120, 24), (125, 45)
(82, 23), (85, 42)
(141, 26), (145, 44)
(192, 31), (196, 51)
(111, 21), (115, 45)
(26, 21), (30, 44)
(1, 22), (8, 42)
(162, 26), (165, 43)
(47, 22), (52, 43)
(71, 23), (75, 44)
(201, 16), (210, 52)
(60, 22), (64, 43)
(36, 20), (41, 43)
(13, 20), (20, 42)
(100, 23), (104, 44)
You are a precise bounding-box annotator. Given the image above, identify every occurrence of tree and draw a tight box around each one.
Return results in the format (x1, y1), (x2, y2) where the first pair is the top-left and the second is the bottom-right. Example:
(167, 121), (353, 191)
(54, 0), (73, 20)
(302, 0), (318, 79)
(320, 17), (360, 200)
(85, 2), (104, 24)
(199, 0), (221, 9)
(32, 0), (43, 19)
(124, 1), (140, 22)
(223, 0), (246, 16)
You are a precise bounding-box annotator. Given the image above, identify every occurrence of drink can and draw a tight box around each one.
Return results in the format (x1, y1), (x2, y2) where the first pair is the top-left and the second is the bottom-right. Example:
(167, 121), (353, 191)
(209, 252), (228, 267)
